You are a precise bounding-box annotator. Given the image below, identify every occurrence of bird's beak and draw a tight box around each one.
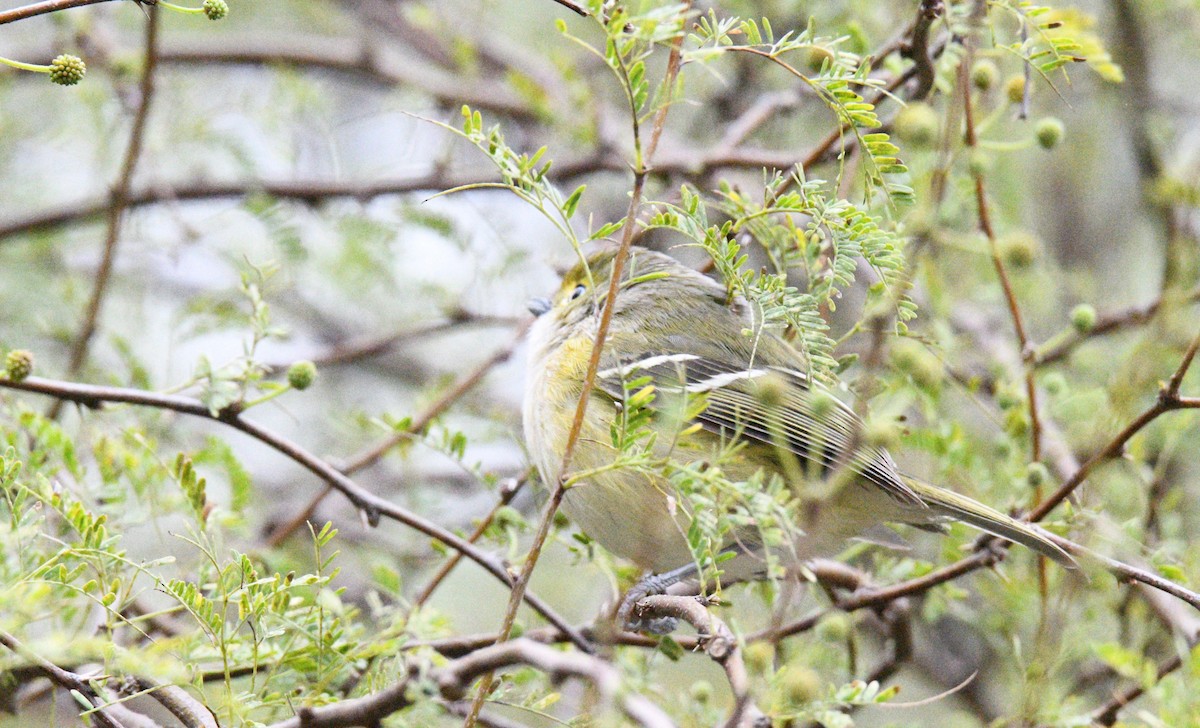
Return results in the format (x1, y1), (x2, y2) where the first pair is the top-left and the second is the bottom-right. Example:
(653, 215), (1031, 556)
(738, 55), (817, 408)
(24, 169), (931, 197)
(527, 297), (552, 317)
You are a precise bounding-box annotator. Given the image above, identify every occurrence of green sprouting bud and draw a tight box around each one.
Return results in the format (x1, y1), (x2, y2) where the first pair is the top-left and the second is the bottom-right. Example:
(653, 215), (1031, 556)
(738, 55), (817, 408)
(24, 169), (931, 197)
(816, 612), (850, 641)
(689, 680), (714, 704)
(1004, 74), (1026, 104)
(1042, 372), (1068, 396)
(286, 360), (317, 390)
(1005, 408), (1030, 437)
(807, 390), (838, 420)
(754, 371), (788, 409)
(1035, 117), (1065, 150)
(998, 231), (1040, 269)
(1070, 303), (1097, 333)
(744, 642), (775, 674)
(893, 102), (940, 149)
(864, 418), (900, 450)
(48, 54), (86, 86)
(5, 349), (33, 382)
(995, 385), (1023, 411)
(890, 338), (943, 390)
(967, 148), (992, 176)
(807, 46), (835, 73)
(972, 60), (999, 91)
(1026, 461), (1050, 487)
(777, 665), (822, 705)
(203, 0), (229, 20)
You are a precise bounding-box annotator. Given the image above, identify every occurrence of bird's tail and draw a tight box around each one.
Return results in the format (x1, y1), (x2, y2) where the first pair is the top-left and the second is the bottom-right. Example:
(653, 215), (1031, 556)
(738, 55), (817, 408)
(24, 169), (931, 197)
(900, 475), (1077, 568)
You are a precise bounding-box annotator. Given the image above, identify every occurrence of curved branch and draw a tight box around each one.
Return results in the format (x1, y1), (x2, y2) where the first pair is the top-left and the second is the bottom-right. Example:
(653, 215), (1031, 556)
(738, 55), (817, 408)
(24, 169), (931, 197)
(0, 375), (590, 652)
(0, 146), (804, 242)
(265, 639), (673, 728)
(634, 595), (765, 727)
(52, 4), (159, 417)
(157, 36), (541, 121)
(0, 0), (118, 25)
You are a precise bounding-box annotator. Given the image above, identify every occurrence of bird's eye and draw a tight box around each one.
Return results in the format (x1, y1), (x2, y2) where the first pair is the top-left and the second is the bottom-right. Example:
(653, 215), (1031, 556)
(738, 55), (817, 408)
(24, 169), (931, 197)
(569, 284), (586, 300)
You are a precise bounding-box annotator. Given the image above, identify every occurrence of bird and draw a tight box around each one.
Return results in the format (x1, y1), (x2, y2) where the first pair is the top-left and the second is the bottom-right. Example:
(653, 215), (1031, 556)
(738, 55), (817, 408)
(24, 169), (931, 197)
(522, 246), (1071, 622)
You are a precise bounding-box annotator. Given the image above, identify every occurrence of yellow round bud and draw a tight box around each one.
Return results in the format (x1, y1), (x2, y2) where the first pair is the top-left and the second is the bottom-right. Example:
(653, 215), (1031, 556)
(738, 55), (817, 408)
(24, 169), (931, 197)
(1035, 117), (1065, 150)
(776, 665), (823, 705)
(972, 60), (999, 90)
(893, 102), (940, 149)
(997, 231), (1040, 269)
(744, 641), (775, 674)
(1004, 74), (1026, 104)
(1070, 304), (1097, 333)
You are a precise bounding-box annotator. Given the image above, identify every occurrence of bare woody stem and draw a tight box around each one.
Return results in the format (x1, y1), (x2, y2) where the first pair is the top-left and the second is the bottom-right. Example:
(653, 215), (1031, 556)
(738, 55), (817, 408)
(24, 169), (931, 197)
(1030, 329), (1200, 522)
(50, 5), (159, 419)
(0, 375), (589, 652)
(0, 0), (118, 25)
(461, 7), (694, 726)
(960, 11), (1042, 466)
(263, 319), (532, 548)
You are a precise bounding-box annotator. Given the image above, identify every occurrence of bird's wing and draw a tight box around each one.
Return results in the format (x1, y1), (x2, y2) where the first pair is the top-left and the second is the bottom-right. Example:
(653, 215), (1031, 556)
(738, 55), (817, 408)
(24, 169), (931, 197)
(595, 353), (925, 508)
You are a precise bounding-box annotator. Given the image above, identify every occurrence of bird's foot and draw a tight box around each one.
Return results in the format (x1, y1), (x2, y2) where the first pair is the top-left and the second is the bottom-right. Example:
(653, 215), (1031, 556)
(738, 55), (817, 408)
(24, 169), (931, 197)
(617, 573), (679, 634)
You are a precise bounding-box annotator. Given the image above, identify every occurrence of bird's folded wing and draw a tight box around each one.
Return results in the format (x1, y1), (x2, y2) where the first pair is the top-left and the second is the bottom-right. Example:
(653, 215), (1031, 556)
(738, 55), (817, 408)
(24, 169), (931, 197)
(596, 353), (925, 508)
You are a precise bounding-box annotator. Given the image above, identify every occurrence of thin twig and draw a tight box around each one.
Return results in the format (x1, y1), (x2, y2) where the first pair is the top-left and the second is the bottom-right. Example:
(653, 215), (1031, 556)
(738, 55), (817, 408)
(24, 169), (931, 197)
(1091, 652), (1184, 726)
(1029, 329), (1200, 522)
(462, 9), (693, 725)
(263, 320), (531, 548)
(0, 630), (126, 728)
(0, 0), (118, 25)
(1033, 287), (1200, 366)
(960, 11), (1041, 465)
(634, 595), (766, 727)
(903, 0), (943, 101)
(410, 472), (529, 609)
(0, 375), (589, 651)
(51, 6), (159, 419)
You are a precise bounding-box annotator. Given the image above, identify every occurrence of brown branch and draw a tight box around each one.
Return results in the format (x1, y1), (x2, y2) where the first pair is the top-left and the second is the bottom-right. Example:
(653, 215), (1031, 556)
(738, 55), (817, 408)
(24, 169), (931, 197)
(1033, 287), (1200, 366)
(0, 147), (808, 243)
(51, 5), (159, 419)
(0, 630), (128, 728)
(263, 320), (532, 548)
(634, 595), (765, 727)
(269, 639), (673, 728)
(1091, 651), (1184, 726)
(1029, 329), (1200, 522)
(463, 10), (693, 724)
(0, 374), (588, 651)
(156, 36), (541, 122)
(0, 0), (118, 25)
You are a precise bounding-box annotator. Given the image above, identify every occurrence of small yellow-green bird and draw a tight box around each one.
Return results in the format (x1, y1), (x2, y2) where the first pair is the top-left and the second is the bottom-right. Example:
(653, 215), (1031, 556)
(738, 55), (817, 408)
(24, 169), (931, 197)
(523, 246), (1069, 605)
